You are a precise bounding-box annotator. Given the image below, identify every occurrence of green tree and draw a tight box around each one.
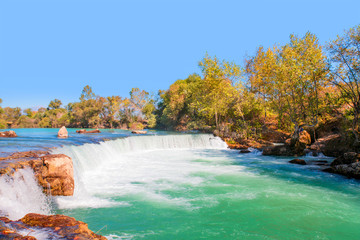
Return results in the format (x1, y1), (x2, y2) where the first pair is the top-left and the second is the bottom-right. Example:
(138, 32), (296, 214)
(198, 54), (241, 129)
(48, 99), (62, 110)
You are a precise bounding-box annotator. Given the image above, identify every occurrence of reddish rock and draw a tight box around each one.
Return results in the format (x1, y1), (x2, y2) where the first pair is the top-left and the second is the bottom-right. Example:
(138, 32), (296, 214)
(33, 154), (74, 196)
(0, 151), (74, 196)
(132, 130), (147, 134)
(261, 125), (290, 143)
(76, 129), (101, 134)
(289, 159), (307, 165)
(0, 130), (17, 138)
(57, 126), (68, 138)
(20, 213), (106, 239)
(76, 129), (87, 133)
(0, 214), (106, 240)
(299, 130), (311, 145)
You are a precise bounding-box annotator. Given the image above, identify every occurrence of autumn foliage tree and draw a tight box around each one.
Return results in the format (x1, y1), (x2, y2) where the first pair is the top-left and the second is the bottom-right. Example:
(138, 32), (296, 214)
(328, 25), (360, 143)
(246, 32), (329, 139)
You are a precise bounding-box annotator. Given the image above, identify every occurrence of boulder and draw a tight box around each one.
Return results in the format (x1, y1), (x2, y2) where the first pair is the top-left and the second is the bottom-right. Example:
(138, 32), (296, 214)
(321, 152), (360, 179)
(262, 145), (294, 156)
(330, 152), (359, 167)
(0, 151), (74, 196)
(76, 129), (87, 133)
(299, 130), (312, 145)
(289, 159), (307, 165)
(289, 130), (311, 155)
(0, 130), (17, 138)
(331, 162), (360, 179)
(33, 154), (74, 196)
(57, 126), (68, 138)
(261, 125), (289, 143)
(132, 130), (147, 134)
(76, 129), (101, 134)
(239, 149), (251, 153)
(309, 134), (354, 157)
(0, 214), (106, 239)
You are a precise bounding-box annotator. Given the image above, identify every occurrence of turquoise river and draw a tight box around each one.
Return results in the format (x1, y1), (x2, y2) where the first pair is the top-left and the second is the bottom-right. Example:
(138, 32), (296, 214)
(0, 129), (360, 239)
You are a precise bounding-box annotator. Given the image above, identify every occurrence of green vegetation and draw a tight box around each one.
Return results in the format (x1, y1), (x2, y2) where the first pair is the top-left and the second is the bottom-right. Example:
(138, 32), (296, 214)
(0, 25), (359, 144)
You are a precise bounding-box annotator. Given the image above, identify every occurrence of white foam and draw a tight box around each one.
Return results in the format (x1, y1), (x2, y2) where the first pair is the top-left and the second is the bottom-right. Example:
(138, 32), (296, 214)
(52, 134), (245, 210)
(0, 168), (51, 220)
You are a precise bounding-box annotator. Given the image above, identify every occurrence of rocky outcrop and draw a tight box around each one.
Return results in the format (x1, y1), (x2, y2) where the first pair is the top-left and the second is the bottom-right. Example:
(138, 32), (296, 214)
(323, 152), (360, 179)
(263, 130), (312, 156)
(261, 125), (290, 143)
(309, 134), (355, 157)
(33, 154), (74, 196)
(57, 126), (68, 138)
(330, 152), (359, 166)
(76, 129), (101, 134)
(0, 151), (74, 196)
(288, 130), (312, 155)
(0, 214), (106, 239)
(329, 162), (360, 179)
(263, 145), (294, 156)
(132, 130), (147, 134)
(289, 159), (307, 165)
(0, 130), (17, 138)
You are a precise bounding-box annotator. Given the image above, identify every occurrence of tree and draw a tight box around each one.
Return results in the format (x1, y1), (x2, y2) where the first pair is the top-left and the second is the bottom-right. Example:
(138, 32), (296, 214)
(80, 85), (95, 101)
(247, 33), (329, 139)
(103, 96), (121, 128)
(158, 74), (202, 130)
(48, 99), (62, 110)
(198, 54), (241, 129)
(328, 25), (360, 143)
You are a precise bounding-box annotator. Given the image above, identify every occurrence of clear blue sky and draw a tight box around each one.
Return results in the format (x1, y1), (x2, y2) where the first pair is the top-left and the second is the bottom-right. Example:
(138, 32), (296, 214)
(0, 0), (359, 109)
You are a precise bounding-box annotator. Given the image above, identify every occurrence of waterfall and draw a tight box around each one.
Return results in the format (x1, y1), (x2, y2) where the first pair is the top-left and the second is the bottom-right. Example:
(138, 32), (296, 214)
(51, 134), (230, 209)
(0, 168), (51, 220)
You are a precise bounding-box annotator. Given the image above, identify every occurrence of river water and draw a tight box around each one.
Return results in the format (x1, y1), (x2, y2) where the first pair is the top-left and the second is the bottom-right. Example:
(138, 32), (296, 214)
(1, 130), (360, 239)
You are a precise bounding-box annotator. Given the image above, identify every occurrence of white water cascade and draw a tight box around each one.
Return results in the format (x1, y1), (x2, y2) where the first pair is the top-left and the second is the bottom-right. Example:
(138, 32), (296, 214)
(52, 134), (231, 209)
(0, 168), (51, 220)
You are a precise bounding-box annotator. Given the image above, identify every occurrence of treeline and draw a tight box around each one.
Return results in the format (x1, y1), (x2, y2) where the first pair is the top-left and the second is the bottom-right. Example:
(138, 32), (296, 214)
(0, 87), (156, 130)
(1, 25), (359, 143)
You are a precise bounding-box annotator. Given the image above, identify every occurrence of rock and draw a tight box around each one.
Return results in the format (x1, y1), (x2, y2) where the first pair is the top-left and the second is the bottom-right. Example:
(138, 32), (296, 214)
(262, 145), (294, 156)
(76, 129), (101, 134)
(261, 125), (290, 143)
(322, 152), (360, 179)
(57, 126), (68, 138)
(331, 162), (360, 179)
(0, 130), (17, 138)
(330, 152), (359, 167)
(289, 130), (311, 155)
(299, 130), (312, 145)
(76, 129), (87, 133)
(132, 130), (147, 134)
(33, 154), (74, 196)
(309, 134), (354, 157)
(0, 214), (106, 240)
(0, 151), (74, 196)
(289, 159), (307, 165)
(239, 149), (251, 153)
(87, 129), (101, 133)
(21, 213), (107, 239)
